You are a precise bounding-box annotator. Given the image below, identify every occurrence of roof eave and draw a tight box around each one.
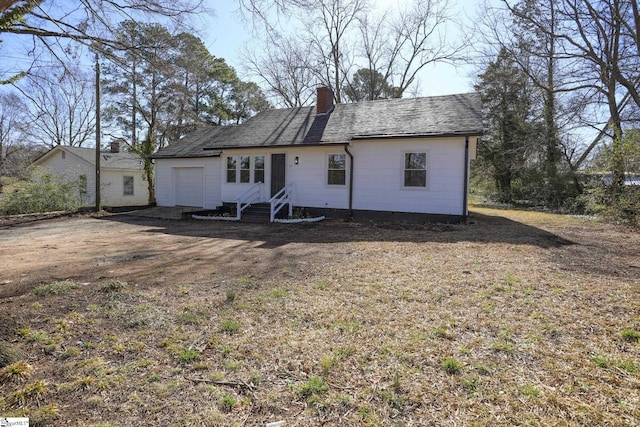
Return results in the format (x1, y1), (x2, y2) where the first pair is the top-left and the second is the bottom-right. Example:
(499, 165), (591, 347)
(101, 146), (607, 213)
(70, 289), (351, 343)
(351, 130), (484, 140)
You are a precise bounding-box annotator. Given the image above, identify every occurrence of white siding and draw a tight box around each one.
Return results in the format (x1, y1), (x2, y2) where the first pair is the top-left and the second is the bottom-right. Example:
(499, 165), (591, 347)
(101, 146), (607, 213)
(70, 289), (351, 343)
(351, 137), (467, 215)
(35, 149), (148, 207)
(100, 170), (149, 206)
(156, 138), (468, 216)
(154, 158), (222, 209)
(220, 147), (349, 209)
(35, 150), (95, 206)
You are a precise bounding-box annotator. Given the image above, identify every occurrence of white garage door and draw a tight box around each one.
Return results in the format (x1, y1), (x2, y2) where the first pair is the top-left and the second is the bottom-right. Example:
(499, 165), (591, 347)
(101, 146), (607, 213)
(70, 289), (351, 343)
(173, 167), (204, 207)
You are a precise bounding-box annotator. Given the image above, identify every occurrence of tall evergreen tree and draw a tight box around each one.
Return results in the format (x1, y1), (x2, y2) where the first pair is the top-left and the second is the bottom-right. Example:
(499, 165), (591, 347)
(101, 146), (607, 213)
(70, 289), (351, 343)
(343, 68), (400, 102)
(476, 48), (535, 203)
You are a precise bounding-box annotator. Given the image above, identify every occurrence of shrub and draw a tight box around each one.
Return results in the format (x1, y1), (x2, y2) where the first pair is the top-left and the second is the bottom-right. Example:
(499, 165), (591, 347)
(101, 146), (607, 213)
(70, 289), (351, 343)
(1, 168), (83, 215)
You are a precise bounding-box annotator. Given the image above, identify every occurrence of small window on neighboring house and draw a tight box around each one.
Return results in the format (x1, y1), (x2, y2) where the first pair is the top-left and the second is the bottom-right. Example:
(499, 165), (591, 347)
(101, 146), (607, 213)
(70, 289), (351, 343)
(61, 151), (66, 159)
(240, 155), (251, 183)
(123, 176), (134, 195)
(404, 152), (427, 187)
(327, 154), (346, 185)
(254, 156), (265, 183)
(226, 156), (237, 183)
(79, 174), (87, 195)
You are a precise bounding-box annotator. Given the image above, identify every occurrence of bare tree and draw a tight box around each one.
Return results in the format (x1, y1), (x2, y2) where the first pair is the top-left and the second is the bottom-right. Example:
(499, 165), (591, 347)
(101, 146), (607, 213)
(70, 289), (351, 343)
(0, 92), (27, 191)
(243, 35), (316, 107)
(511, 0), (639, 194)
(244, 0), (466, 105)
(383, 0), (465, 97)
(12, 68), (95, 148)
(311, 0), (368, 103)
(0, 0), (203, 81)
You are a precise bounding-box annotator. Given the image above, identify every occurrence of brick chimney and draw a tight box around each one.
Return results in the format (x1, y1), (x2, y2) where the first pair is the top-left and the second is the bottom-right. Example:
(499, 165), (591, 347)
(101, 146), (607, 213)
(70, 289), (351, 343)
(110, 141), (120, 153)
(316, 86), (334, 114)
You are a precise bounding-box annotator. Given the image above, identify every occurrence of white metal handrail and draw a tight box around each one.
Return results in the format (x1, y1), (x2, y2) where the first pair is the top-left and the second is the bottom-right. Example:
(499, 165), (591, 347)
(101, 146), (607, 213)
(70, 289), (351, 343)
(269, 183), (293, 222)
(234, 182), (262, 220)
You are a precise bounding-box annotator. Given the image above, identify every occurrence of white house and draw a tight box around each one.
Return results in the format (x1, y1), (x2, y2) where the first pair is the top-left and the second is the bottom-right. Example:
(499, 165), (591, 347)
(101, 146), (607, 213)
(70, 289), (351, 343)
(151, 88), (483, 222)
(32, 143), (149, 207)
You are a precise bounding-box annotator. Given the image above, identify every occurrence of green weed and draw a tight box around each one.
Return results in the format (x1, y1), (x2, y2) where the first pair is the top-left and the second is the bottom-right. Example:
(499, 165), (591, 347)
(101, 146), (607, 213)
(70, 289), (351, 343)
(220, 319), (240, 334)
(6, 380), (48, 407)
(177, 347), (200, 364)
(31, 280), (79, 297)
(0, 362), (33, 383)
(621, 328), (640, 342)
(0, 340), (24, 367)
(298, 376), (328, 398)
(218, 393), (236, 412)
(443, 357), (462, 375)
(98, 280), (130, 293)
(520, 383), (541, 397)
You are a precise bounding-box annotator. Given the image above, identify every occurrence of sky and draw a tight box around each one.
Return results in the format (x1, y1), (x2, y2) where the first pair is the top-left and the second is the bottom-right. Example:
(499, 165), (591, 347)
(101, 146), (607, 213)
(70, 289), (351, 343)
(197, 0), (482, 98)
(0, 0), (485, 98)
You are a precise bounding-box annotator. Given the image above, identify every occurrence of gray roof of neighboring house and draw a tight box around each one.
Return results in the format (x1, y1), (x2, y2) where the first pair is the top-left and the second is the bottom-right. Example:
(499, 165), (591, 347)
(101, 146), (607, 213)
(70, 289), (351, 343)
(152, 92), (483, 159)
(34, 146), (145, 170)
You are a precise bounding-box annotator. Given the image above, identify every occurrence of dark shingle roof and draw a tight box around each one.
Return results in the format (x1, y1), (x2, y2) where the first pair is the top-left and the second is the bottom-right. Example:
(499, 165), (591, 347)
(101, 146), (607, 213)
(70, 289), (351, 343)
(152, 93), (482, 159)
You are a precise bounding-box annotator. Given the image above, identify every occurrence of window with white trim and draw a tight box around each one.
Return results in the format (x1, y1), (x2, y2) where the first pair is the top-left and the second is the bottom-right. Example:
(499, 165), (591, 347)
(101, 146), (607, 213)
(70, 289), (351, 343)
(327, 154), (346, 185)
(254, 156), (265, 183)
(404, 152), (427, 187)
(123, 175), (134, 195)
(226, 156), (237, 183)
(240, 156), (251, 183)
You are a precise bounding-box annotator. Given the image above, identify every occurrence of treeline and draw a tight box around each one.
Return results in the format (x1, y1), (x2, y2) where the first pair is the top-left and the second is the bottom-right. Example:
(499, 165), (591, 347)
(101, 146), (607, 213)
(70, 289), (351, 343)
(101, 21), (270, 151)
(474, 0), (640, 223)
(0, 18), (269, 196)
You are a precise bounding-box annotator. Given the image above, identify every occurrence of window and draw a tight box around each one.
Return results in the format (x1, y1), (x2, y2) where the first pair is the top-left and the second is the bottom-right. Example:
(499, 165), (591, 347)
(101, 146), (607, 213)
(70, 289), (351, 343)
(240, 156), (251, 183)
(254, 156), (265, 183)
(79, 174), (87, 195)
(61, 151), (66, 159)
(404, 152), (427, 187)
(327, 154), (346, 185)
(226, 156), (237, 183)
(123, 176), (134, 195)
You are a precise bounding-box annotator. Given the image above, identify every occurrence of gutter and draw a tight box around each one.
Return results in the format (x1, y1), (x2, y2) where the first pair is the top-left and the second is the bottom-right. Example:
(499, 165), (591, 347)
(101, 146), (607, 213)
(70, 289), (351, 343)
(463, 136), (469, 224)
(344, 144), (354, 217)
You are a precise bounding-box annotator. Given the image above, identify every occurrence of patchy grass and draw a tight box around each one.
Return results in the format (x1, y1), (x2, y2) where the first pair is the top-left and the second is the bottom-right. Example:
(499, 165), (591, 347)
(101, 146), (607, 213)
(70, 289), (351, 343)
(31, 280), (80, 297)
(1, 208), (639, 426)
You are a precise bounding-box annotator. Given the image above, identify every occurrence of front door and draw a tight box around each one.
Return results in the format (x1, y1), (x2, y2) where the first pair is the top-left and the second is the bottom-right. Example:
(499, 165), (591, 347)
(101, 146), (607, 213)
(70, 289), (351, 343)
(271, 153), (286, 197)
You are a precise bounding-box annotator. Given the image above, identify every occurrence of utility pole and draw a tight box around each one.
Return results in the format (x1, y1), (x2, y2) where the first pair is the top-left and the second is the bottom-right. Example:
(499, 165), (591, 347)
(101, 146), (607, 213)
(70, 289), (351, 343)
(95, 53), (101, 212)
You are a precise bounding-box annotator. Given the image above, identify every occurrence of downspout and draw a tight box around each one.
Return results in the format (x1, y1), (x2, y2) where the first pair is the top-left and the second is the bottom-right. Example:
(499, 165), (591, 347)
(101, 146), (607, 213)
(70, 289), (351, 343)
(463, 136), (470, 224)
(344, 144), (354, 218)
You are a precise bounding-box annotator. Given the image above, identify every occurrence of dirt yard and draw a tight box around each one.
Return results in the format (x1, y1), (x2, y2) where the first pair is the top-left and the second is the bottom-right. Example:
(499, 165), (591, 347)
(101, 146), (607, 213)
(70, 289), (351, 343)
(0, 209), (638, 426)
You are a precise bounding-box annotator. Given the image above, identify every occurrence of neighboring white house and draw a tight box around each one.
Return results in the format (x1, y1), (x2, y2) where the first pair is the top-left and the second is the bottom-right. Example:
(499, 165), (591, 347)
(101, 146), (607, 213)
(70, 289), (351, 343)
(32, 143), (149, 207)
(152, 88), (483, 222)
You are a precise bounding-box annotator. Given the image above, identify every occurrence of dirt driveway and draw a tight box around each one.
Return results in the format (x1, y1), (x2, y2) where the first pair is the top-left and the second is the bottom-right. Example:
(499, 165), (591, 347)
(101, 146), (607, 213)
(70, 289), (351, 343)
(0, 214), (340, 299)
(1, 210), (637, 301)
